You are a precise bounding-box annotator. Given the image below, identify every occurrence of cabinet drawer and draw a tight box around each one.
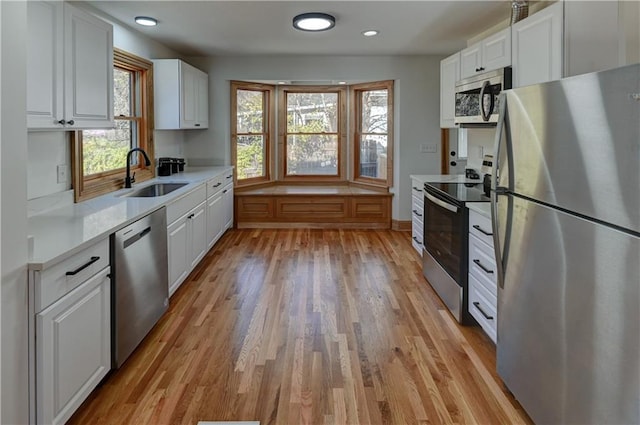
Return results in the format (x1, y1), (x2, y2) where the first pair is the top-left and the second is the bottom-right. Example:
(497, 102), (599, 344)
(411, 181), (423, 200)
(469, 209), (494, 247)
(166, 183), (206, 224)
(469, 274), (497, 343)
(411, 197), (424, 223)
(33, 238), (109, 312)
(469, 234), (497, 298)
(206, 175), (224, 198)
(411, 226), (423, 254)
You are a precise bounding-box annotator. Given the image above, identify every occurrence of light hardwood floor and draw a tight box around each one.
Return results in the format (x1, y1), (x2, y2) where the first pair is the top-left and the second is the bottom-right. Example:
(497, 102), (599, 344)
(69, 229), (532, 425)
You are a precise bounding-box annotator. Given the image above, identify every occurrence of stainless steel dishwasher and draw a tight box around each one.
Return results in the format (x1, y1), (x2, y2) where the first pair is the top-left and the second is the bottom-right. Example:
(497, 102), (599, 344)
(111, 207), (169, 368)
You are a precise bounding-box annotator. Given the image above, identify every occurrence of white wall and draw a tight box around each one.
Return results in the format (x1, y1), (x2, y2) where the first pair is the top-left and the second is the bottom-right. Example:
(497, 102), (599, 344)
(465, 127), (497, 172)
(1, 2), (29, 424)
(27, 3), (186, 201)
(185, 55), (443, 221)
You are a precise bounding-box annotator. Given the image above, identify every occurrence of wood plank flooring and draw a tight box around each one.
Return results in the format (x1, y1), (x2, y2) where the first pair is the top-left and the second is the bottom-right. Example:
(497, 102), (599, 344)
(68, 229), (532, 425)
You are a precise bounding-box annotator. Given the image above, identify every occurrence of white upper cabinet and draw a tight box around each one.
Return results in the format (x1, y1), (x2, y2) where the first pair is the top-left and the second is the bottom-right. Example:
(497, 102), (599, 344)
(460, 27), (511, 79)
(512, 2), (627, 88)
(27, 1), (114, 130)
(512, 2), (563, 88)
(154, 59), (209, 130)
(440, 52), (461, 128)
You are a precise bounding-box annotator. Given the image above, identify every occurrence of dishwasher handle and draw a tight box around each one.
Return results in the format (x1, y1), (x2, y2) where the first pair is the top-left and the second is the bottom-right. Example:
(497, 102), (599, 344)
(123, 226), (152, 249)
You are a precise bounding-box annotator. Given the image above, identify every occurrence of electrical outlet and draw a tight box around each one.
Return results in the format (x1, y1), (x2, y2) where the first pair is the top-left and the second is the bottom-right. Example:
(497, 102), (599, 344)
(57, 164), (68, 184)
(420, 143), (437, 153)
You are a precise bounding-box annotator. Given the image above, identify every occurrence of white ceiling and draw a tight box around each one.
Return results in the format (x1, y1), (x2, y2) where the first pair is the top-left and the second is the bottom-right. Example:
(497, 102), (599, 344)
(85, 1), (513, 57)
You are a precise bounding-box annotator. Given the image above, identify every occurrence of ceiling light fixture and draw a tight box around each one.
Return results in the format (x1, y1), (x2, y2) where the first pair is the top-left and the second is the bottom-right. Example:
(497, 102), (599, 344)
(135, 16), (158, 27)
(362, 30), (379, 37)
(293, 13), (335, 32)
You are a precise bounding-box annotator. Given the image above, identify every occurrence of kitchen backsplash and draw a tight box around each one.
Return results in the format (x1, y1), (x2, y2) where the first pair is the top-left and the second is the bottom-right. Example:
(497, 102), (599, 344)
(465, 127), (496, 173)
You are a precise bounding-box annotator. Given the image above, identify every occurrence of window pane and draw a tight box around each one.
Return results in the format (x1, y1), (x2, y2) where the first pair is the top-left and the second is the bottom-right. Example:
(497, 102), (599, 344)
(287, 93), (338, 133)
(359, 135), (387, 179)
(236, 135), (265, 179)
(361, 89), (387, 133)
(82, 120), (133, 176)
(114, 68), (132, 117)
(286, 134), (337, 175)
(237, 90), (263, 133)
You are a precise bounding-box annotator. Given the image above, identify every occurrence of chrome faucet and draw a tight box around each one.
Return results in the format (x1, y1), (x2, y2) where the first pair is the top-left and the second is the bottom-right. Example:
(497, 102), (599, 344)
(124, 148), (152, 188)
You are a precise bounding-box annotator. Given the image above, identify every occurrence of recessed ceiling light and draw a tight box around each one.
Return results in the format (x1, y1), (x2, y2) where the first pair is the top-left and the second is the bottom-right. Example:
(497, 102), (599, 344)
(278, 81), (287, 85)
(135, 16), (158, 27)
(293, 13), (336, 32)
(362, 30), (379, 37)
(338, 81), (347, 85)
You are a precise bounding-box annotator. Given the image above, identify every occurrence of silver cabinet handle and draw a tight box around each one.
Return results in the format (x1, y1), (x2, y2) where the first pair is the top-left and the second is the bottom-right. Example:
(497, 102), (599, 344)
(425, 192), (458, 213)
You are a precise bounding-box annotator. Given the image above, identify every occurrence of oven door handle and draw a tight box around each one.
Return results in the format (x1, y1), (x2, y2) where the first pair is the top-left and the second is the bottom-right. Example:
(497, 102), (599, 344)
(425, 192), (458, 213)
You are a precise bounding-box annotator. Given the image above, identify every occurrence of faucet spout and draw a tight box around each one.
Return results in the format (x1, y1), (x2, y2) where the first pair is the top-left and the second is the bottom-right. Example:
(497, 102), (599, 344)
(124, 148), (152, 188)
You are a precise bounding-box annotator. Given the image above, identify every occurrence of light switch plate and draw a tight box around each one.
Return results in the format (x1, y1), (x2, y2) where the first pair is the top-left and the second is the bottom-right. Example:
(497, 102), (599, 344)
(420, 143), (437, 153)
(57, 164), (68, 184)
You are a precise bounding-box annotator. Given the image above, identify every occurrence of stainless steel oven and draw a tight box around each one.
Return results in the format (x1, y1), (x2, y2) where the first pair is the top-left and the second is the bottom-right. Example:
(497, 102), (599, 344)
(422, 182), (488, 324)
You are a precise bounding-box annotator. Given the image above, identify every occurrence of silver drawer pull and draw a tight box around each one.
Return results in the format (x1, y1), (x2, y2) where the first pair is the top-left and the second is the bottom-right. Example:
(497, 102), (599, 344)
(473, 301), (494, 320)
(473, 224), (493, 236)
(473, 259), (494, 274)
(66, 256), (100, 276)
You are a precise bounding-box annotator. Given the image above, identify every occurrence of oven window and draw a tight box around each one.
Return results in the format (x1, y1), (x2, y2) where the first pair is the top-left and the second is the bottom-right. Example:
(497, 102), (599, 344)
(423, 195), (464, 283)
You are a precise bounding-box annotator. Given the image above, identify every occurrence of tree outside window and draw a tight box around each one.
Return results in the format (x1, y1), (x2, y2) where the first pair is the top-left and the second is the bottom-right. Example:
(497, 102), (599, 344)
(352, 81), (394, 187)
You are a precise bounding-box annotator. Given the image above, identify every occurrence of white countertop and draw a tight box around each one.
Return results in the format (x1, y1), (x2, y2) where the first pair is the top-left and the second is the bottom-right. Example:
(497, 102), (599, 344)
(410, 174), (483, 185)
(467, 202), (492, 218)
(28, 166), (233, 270)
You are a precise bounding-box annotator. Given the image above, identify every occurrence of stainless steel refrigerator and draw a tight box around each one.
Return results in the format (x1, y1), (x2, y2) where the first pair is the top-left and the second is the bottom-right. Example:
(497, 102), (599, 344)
(491, 64), (640, 424)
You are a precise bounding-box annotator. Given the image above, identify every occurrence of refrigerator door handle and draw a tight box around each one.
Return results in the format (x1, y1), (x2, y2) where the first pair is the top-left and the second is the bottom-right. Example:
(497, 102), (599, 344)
(492, 96), (512, 289)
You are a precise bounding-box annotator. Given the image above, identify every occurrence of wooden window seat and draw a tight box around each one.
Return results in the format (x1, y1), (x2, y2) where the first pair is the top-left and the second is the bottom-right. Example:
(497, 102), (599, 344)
(235, 184), (392, 229)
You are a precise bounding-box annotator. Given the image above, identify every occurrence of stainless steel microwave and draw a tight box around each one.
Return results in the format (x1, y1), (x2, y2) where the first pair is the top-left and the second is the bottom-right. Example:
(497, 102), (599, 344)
(454, 67), (512, 126)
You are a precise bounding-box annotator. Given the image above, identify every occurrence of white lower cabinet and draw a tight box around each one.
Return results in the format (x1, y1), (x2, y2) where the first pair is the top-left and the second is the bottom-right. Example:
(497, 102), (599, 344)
(167, 200), (206, 296)
(222, 182), (234, 231)
(36, 266), (111, 425)
(410, 178), (424, 255)
(206, 191), (223, 250)
(468, 209), (497, 343)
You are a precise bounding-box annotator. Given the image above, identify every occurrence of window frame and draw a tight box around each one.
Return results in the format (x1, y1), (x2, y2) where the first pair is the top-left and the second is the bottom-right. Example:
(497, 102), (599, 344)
(230, 81), (275, 187)
(71, 48), (154, 202)
(278, 85), (347, 182)
(350, 80), (394, 188)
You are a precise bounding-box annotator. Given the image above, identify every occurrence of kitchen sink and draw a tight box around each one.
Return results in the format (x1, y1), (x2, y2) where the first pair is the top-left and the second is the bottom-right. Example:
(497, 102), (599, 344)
(121, 182), (188, 198)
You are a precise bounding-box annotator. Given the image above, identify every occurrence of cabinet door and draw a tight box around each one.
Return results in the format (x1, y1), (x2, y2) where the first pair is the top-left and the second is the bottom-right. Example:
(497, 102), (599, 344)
(440, 52), (461, 128)
(481, 27), (511, 72)
(564, 2), (620, 77)
(189, 202), (207, 268)
(36, 267), (110, 425)
(180, 62), (198, 128)
(222, 184), (234, 231)
(460, 42), (482, 79)
(195, 71), (209, 128)
(64, 3), (114, 129)
(206, 193), (223, 249)
(27, 0), (64, 129)
(168, 217), (189, 296)
(512, 2), (563, 88)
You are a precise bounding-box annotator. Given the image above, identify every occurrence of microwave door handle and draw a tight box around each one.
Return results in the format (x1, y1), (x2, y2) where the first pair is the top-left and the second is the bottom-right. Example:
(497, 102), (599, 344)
(425, 192), (458, 213)
(479, 81), (494, 121)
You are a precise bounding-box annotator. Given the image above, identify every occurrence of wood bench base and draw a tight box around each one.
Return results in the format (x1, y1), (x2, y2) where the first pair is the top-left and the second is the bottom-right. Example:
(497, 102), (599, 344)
(235, 185), (392, 229)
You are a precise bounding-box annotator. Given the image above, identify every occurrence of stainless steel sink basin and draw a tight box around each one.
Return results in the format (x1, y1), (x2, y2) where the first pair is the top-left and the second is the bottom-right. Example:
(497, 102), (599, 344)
(121, 182), (188, 198)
